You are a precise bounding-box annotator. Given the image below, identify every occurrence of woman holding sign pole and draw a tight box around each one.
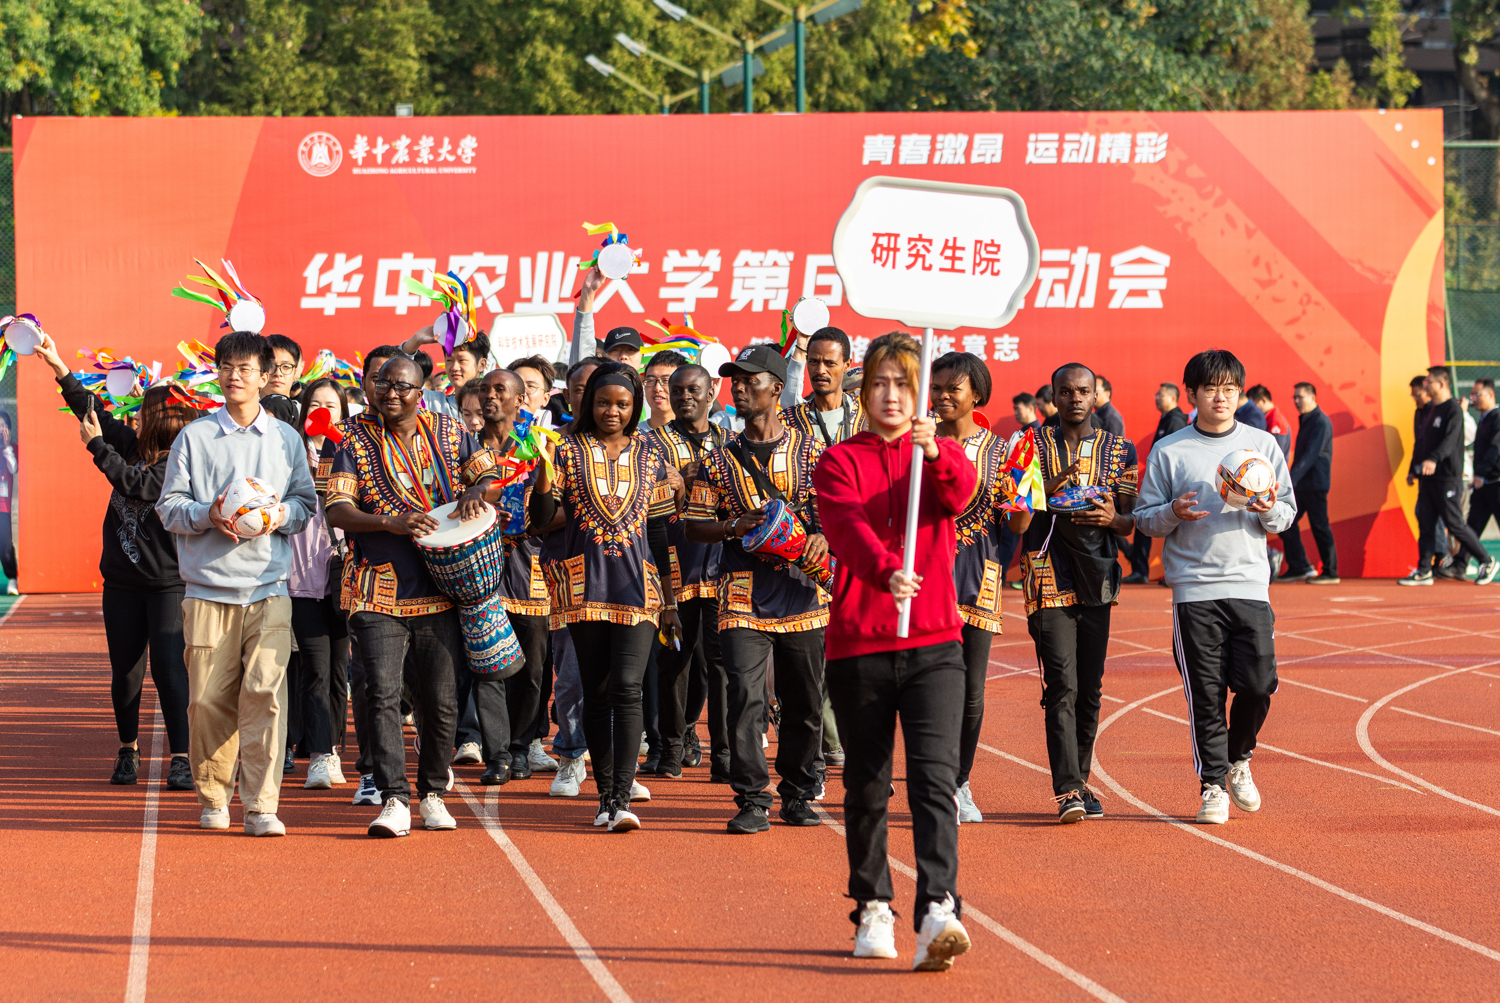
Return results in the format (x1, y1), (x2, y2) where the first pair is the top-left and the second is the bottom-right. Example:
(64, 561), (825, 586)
(813, 332), (976, 971)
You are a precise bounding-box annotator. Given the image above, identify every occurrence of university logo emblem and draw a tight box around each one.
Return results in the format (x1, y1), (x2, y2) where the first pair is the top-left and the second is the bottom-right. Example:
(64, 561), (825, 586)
(298, 133), (343, 177)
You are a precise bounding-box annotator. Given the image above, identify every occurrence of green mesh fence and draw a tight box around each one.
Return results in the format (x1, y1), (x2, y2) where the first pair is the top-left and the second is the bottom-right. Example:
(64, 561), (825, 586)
(1446, 142), (1500, 392)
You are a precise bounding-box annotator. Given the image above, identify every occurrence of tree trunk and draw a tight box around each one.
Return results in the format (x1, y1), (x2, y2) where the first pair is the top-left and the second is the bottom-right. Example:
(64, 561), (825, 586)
(1456, 40), (1500, 140)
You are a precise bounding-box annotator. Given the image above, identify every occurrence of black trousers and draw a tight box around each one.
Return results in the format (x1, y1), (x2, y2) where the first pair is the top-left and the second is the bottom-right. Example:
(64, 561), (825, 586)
(1127, 530), (1153, 578)
(350, 608), (462, 804)
(291, 595), (349, 756)
(1172, 599), (1277, 790)
(827, 641), (964, 931)
(1028, 605), (1110, 796)
(0, 509), (15, 580)
(957, 623), (992, 786)
(1467, 481), (1500, 540)
(101, 585), (190, 754)
(721, 626), (825, 810)
(567, 619), (655, 803)
(527, 635), (554, 745)
(349, 629), (372, 776)
(1418, 477), (1488, 571)
(656, 597), (726, 770)
(1280, 487), (1338, 576)
(474, 612), (549, 764)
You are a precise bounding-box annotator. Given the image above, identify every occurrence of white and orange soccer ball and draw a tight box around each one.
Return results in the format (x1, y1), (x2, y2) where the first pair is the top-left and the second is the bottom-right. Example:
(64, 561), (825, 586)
(1218, 448), (1276, 511)
(216, 476), (281, 537)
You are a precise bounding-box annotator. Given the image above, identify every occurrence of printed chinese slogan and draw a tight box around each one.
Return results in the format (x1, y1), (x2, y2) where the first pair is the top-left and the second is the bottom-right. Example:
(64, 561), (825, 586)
(13, 109), (1444, 588)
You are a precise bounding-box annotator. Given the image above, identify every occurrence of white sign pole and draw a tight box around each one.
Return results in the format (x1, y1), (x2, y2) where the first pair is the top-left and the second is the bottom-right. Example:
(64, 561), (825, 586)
(897, 327), (936, 639)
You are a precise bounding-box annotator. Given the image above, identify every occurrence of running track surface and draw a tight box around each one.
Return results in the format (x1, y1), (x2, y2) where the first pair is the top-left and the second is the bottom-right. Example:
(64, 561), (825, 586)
(3, 583), (1498, 1002)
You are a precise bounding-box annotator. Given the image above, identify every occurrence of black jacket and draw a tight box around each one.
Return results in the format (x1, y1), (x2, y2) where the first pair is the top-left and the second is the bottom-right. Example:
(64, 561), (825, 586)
(58, 374), (183, 590)
(1153, 407), (1189, 445)
(1289, 406), (1333, 492)
(1234, 401), (1267, 431)
(1414, 397), (1466, 480)
(1474, 407), (1500, 482)
(1093, 401), (1125, 436)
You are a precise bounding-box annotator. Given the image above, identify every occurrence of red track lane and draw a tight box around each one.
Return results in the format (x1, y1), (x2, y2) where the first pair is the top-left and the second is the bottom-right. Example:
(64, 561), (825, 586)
(3, 582), (1499, 1000)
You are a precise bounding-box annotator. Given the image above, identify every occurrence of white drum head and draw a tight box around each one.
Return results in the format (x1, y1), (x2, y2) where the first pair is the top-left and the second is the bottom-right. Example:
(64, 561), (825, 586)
(791, 297), (829, 336)
(227, 299), (266, 335)
(434, 312), (451, 343)
(106, 367), (138, 398)
(414, 500), (496, 548)
(5, 318), (41, 356)
(700, 342), (732, 375)
(597, 243), (636, 281)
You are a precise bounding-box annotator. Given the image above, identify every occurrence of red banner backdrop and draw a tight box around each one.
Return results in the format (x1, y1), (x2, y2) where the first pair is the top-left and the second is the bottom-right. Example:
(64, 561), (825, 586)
(13, 109), (1442, 591)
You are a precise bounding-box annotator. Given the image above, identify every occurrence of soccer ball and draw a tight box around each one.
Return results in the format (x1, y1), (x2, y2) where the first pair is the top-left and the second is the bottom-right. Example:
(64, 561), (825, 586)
(1218, 448), (1275, 511)
(217, 476), (281, 537)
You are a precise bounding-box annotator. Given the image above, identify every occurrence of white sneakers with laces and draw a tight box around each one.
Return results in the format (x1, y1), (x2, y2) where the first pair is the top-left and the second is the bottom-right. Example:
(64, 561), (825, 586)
(1197, 784), (1230, 824)
(369, 797), (412, 838)
(351, 773), (381, 806)
(1227, 758), (1262, 812)
(304, 754), (334, 790)
(550, 756), (585, 797)
(853, 901), (898, 959)
(608, 807), (641, 832)
(418, 793), (457, 830)
(452, 742), (482, 765)
(528, 739), (559, 772)
(200, 805), (231, 830)
(955, 782), (983, 824)
(913, 894), (971, 971)
(629, 780), (651, 802)
(244, 811), (286, 837)
(327, 752), (346, 786)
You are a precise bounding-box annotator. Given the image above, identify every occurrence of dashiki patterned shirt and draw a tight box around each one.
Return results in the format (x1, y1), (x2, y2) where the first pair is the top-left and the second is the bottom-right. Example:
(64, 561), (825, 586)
(325, 410), (496, 617)
(779, 393), (866, 448)
(498, 463), (550, 618)
(1020, 425), (1139, 617)
(952, 427), (1012, 634)
(646, 421), (725, 604)
(549, 431), (676, 627)
(685, 427), (828, 633)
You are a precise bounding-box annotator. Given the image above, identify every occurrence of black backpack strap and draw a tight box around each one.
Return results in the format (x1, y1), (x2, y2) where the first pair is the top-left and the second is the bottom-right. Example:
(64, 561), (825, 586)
(726, 438), (786, 504)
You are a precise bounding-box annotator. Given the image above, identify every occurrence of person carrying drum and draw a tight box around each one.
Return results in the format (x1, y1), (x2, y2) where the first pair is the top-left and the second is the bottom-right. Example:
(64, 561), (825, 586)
(683, 345), (830, 835)
(324, 355), (503, 839)
(549, 361), (681, 832)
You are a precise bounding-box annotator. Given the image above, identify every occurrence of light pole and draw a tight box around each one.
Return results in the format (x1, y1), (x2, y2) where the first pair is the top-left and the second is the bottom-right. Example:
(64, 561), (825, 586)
(585, 54), (671, 115)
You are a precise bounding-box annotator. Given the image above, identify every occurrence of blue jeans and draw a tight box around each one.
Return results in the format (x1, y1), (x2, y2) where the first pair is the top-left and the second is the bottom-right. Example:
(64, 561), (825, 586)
(549, 627), (588, 759)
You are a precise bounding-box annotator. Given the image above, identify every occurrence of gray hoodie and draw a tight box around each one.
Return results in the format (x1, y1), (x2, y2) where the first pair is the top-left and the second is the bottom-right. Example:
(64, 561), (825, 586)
(1135, 421), (1296, 604)
(156, 407), (317, 605)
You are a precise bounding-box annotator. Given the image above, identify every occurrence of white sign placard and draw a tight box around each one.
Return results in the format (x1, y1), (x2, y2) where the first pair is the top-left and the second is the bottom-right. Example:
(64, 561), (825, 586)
(487, 312), (567, 367)
(831, 176), (1039, 331)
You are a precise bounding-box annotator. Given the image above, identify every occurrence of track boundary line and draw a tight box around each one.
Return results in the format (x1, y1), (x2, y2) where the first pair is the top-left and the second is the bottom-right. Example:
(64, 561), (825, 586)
(809, 805), (1127, 1002)
(123, 702), (163, 1003)
(1388, 705), (1500, 737)
(1093, 687), (1500, 964)
(0, 593), (27, 630)
(456, 782), (632, 1003)
(1355, 665), (1500, 818)
(976, 742), (1051, 775)
(1274, 676), (1368, 702)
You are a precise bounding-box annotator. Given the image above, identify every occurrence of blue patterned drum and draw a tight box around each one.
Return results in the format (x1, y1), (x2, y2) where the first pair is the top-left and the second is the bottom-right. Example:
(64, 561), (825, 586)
(459, 592), (523, 675)
(416, 500), (507, 606)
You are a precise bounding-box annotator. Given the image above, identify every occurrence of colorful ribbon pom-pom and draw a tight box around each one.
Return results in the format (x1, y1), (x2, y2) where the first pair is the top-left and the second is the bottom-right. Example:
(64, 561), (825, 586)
(997, 427), (1046, 513)
(172, 258), (266, 334)
(402, 271), (478, 356)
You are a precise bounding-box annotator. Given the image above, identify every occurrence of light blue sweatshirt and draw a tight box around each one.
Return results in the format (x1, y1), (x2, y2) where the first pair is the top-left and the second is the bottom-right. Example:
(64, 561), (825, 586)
(1134, 420), (1297, 604)
(156, 407), (317, 605)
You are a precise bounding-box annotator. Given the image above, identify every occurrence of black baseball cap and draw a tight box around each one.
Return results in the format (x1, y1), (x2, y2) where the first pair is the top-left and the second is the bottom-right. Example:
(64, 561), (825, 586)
(719, 344), (789, 384)
(601, 326), (643, 353)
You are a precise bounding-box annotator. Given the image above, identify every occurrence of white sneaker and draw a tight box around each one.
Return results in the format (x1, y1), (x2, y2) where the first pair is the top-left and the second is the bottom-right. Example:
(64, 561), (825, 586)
(351, 774), (381, 806)
(5, 579), (17, 595)
(304, 755), (333, 790)
(761, 732), (769, 749)
(629, 780), (651, 802)
(528, 739), (559, 772)
(244, 811), (286, 837)
(853, 900), (898, 959)
(369, 797), (411, 838)
(327, 753), (346, 786)
(608, 806), (641, 832)
(418, 793), (457, 830)
(593, 799), (612, 826)
(452, 741), (482, 765)
(445, 767), (455, 792)
(1197, 784), (1230, 824)
(200, 805), (230, 830)
(550, 756), (584, 797)
(1227, 759), (1261, 812)
(913, 894), (971, 971)
(956, 782), (983, 824)
(639, 732), (649, 757)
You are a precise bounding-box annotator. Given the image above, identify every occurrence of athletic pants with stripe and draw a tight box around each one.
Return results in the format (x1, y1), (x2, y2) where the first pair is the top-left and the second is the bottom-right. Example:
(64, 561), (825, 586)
(1172, 599), (1277, 791)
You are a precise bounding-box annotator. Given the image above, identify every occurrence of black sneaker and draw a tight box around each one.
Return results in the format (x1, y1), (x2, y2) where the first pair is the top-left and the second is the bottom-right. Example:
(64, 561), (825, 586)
(1307, 572), (1341, 585)
(708, 771), (732, 784)
(283, 746), (295, 774)
(1398, 569), (1434, 586)
(166, 756), (194, 791)
(1121, 572), (1147, 585)
(509, 751), (532, 780)
(1478, 559), (1500, 586)
(656, 760), (683, 779)
(1081, 786), (1104, 819)
(682, 731), (703, 768)
(780, 797), (819, 826)
(110, 747), (140, 785)
(727, 804), (771, 834)
(480, 758), (511, 785)
(1055, 791), (1086, 824)
(641, 752), (661, 774)
(1435, 560), (1467, 580)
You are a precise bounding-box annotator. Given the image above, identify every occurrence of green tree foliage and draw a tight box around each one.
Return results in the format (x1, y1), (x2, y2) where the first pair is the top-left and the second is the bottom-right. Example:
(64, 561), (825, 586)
(1360, 0), (1419, 109)
(0, 0), (202, 138)
(1454, 0), (1500, 139)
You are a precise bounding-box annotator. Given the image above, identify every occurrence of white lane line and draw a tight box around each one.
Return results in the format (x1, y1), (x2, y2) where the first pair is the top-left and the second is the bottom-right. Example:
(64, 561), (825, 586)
(1473, 670), (1500, 680)
(457, 782), (632, 1003)
(124, 702), (163, 1003)
(1093, 688), (1500, 963)
(809, 805), (1126, 1002)
(1389, 706), (1500, 737)
(986, 667), (1037, 681)
(1136, 708), (1423, 793)
(1102, 694), (1126, 704)
(1356, 665), (1500, 818)
(0, 593), (27, 630)
(977, 743), (1051, 776)
(1276, 676), (1368, 703)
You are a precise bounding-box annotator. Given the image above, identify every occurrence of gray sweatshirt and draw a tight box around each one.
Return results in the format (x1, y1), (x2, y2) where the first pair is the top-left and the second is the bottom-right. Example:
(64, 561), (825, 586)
(156, 407), (317, 605)
(1135, 421), (1296, 604)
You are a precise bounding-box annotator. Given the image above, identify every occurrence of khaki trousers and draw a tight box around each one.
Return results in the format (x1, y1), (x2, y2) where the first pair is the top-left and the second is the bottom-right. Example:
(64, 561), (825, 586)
(183, 595), (292, 813)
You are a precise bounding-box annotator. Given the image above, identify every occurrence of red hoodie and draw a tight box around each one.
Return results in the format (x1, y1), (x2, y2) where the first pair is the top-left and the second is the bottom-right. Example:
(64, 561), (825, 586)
(813, 430), (977, 661)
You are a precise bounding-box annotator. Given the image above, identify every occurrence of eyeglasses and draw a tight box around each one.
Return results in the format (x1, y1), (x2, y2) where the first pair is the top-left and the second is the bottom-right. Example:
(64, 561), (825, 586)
(270, 362), (299, 376)
(372, 380), (421, 395)
(1198, 385), (1239, 401)
(217, 364), (262, 378)
(642, 377), (672, 389)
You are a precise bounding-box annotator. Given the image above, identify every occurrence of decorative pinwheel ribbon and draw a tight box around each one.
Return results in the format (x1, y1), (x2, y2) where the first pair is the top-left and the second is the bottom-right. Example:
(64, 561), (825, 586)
(642, 314), (719, 365)
(996, 426), (1046, 513)
(577, 221), (642, 280)
(401, 271), (478, 356)
(0, 314), (44, 381)
(490, 408), (562, 534)
(172, 258), (266, 334)
(302, 349), (362, 390)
